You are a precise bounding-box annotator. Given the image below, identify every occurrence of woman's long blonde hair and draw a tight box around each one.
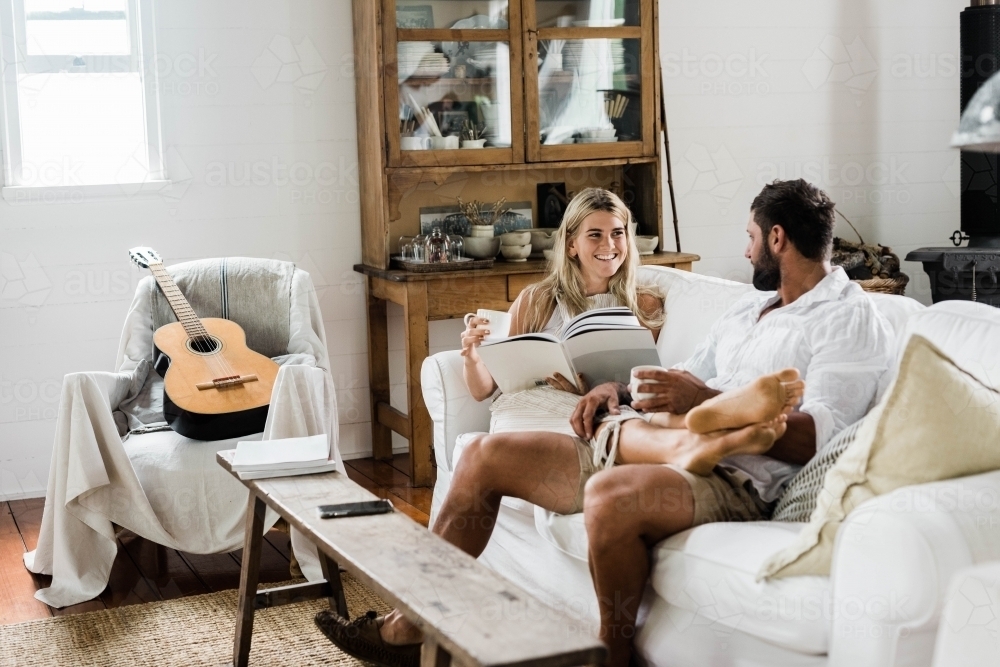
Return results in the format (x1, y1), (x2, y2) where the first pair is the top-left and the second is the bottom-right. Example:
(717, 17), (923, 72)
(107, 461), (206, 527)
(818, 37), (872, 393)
(520, 188), (664, 334)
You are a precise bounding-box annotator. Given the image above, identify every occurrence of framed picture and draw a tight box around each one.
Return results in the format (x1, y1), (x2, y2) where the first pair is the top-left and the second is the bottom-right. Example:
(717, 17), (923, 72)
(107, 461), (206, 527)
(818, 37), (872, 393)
(436, 110), (470, 137)
(419, 201), (534, 236)
(419, 205), (468, 236)
(396, 4), (434, 29)
(536, 183), (568, 228)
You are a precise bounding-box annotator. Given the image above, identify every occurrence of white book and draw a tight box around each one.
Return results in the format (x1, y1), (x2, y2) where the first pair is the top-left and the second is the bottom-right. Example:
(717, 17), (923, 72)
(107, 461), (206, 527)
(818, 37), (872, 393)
(231, 434), (329, 473)
(236, 461), (340, 480)
(477, 307), (660, 394)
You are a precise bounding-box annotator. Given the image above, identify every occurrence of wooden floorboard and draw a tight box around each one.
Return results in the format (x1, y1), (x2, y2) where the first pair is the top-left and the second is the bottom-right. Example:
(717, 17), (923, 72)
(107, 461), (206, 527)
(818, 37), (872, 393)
(0, 501), (51, 624)
(344, 462), (430, 526)
(118, 533), (209, 600)
(1, 456), (432, 624)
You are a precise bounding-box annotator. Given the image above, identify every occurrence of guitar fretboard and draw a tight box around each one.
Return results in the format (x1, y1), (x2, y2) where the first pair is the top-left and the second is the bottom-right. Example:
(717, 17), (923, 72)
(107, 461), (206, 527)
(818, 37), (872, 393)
(148, 262), (210, 340)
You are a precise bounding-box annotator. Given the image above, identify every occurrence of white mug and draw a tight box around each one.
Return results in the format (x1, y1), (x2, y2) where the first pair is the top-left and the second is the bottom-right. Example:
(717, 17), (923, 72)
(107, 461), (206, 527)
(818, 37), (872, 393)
(401, 136), (429, 151)
(630, 365), (668, 403)
(430, 135), (459, 150)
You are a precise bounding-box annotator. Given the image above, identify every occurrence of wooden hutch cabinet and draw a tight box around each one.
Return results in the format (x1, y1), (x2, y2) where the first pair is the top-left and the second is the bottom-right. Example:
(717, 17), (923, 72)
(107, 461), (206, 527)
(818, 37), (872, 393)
(351, 0), (699, 486)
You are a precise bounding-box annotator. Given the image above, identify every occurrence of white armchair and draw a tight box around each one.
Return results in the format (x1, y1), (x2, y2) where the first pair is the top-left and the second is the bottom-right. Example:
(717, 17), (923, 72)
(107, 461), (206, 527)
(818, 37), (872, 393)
(420, 266), (1000, 666)
(25, 258), (342, 608)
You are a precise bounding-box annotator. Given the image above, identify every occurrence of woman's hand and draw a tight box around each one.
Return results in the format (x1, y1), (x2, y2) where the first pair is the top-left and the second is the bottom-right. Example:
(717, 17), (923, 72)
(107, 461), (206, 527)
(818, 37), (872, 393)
(460, 314), (490, 361)
(545, 372), (589, 395)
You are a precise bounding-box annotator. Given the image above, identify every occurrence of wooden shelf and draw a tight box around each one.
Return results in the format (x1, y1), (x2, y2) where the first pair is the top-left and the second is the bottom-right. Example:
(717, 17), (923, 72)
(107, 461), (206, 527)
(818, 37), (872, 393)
(354, 251), (701, 283)
(386, 154), (656, 174)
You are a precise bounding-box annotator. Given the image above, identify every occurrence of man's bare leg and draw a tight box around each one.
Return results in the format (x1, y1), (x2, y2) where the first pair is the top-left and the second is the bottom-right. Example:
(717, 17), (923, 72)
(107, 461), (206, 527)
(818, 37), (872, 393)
(584, 465), (698, 667)
(614, 417), (787, 475)
(685, 368), (804, 434)
(380, 431), (582, 645)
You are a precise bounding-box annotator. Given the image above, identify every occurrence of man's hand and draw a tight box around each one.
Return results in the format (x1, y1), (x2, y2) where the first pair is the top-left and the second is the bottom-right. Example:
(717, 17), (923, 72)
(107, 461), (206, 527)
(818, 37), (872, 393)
(571, 382), (627, 440)
(630, 369), (718, 414)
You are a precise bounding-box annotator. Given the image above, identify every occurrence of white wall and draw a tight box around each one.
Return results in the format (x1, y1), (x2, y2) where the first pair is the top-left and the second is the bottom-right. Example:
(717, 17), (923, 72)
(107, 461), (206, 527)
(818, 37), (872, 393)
(660, 0), (964, 299)
(0, 0), (383, 500)
(0, 0), (968, 499)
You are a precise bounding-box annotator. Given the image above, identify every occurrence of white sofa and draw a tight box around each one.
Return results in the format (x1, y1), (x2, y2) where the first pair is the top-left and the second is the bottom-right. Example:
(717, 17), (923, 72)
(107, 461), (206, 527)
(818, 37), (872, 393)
(420, 266), (1000, 667)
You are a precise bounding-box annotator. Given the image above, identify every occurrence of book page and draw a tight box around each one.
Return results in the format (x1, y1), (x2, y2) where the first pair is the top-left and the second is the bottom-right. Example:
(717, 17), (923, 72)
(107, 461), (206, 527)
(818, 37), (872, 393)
(477, 337), (577, 394)
(563, 329), (660, 386)
(232, 433), (328, 470)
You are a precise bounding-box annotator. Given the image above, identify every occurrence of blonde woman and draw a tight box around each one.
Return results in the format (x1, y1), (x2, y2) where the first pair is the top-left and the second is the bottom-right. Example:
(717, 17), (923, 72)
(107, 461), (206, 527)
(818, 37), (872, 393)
(461, 187), (664, 400)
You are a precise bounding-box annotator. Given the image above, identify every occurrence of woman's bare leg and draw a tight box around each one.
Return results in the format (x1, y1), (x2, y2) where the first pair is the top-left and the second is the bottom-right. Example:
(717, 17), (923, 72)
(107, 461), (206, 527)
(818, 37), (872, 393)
(380, 431), (582, 644)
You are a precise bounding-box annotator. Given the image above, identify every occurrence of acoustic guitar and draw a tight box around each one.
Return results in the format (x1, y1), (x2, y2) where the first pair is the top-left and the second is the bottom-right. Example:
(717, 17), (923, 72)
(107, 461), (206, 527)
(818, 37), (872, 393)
(129, 247), (280, 441)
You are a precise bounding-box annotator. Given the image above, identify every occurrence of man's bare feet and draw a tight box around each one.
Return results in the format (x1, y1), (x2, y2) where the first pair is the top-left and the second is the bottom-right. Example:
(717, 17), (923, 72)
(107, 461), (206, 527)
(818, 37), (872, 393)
(684, 369), (804, 434)
(678, 415), (787, 475)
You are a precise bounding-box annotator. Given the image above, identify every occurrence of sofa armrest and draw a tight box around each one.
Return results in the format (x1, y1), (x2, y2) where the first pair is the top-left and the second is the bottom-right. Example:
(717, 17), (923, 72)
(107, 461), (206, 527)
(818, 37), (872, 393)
(421, 351), (492, 473)
(828, 469), (1000, 667)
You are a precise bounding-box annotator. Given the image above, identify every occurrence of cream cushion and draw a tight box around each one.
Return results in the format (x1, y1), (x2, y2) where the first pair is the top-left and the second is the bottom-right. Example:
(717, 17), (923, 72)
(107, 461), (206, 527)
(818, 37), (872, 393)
(759, 334), (1000, 580)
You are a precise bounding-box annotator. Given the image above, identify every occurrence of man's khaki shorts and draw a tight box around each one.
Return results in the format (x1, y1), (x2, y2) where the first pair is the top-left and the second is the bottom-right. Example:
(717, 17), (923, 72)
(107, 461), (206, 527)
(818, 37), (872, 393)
(569, 434), (773, 526)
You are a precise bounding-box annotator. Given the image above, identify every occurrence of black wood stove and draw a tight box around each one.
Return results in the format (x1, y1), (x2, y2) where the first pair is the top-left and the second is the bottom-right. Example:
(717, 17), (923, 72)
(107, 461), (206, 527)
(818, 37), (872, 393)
(907, 0), (1000, 307)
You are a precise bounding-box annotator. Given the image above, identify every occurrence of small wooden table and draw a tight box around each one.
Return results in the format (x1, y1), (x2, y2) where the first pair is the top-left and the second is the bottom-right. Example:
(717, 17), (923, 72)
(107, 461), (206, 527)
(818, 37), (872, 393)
(354, 251), (700, 487)
(218, 451), (606, 667)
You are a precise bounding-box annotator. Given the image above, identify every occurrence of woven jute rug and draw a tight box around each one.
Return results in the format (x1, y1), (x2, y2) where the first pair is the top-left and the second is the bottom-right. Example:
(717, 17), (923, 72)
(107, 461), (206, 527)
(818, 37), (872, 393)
(0, 573), (392, 666)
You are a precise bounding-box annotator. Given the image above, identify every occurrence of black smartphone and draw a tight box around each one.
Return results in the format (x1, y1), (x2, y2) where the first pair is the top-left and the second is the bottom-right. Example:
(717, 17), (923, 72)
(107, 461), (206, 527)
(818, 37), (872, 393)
(317, 499), (393, 519)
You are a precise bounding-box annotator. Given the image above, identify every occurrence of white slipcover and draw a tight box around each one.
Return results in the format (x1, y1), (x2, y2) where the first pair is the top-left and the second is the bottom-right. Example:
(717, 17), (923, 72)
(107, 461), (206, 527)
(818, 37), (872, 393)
(24, 267), (342, 608)
(422, 266), (1000, 666)
(931, 560), (1000, 666)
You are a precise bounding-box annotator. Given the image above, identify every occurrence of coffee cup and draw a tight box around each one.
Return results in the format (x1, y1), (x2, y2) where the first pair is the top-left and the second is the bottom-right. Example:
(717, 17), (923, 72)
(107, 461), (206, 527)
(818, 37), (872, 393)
(630, 365), (668, 403)
(401, 136), (429, 151)
(430, 135), (459, 150)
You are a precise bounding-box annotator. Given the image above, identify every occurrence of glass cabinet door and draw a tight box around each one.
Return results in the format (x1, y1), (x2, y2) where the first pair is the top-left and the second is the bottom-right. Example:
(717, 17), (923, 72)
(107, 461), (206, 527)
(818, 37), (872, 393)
(525, 0), (654, 161)
(387, 0), (523, 167)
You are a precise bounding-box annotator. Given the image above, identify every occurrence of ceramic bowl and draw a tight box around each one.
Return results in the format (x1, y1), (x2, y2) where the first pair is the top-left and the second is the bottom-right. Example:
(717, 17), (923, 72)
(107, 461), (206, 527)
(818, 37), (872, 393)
(469, 225), (495, 238)
(543, 249), (555, 262)
(500, 231), (531, 246)
(464, 235), (501, 259)
(500, 243), (532, 262)
(529, 229), (557, 252)
(635, 235), (658, 254)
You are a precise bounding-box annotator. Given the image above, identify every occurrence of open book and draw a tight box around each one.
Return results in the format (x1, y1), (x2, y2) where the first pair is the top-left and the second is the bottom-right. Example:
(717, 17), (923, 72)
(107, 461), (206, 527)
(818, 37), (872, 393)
(477, 307), (660, 394)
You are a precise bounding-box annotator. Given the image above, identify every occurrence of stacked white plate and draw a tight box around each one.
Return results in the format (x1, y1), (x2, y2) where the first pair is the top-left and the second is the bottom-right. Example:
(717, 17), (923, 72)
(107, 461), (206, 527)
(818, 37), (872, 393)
(562, 40), (583, 71)
(398, 42), (449, 79)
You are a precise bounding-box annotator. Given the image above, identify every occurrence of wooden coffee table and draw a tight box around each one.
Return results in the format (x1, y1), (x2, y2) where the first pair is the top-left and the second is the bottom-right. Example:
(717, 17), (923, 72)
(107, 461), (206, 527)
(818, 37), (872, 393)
(218, 451), (606, 667)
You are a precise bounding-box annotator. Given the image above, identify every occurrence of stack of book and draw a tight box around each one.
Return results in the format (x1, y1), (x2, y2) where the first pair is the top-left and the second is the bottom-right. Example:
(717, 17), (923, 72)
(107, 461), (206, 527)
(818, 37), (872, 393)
(229, 434), (336, 480)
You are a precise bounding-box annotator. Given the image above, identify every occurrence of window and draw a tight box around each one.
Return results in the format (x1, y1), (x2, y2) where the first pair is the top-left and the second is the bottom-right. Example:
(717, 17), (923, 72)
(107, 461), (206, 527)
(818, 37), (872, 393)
(0, 0), (164, 195)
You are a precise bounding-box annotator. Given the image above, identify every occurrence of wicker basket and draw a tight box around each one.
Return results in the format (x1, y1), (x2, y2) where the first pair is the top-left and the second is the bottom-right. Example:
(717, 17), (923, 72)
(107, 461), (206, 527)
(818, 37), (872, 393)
(854, 274), (909, 295)
(832, 210), (909, 296)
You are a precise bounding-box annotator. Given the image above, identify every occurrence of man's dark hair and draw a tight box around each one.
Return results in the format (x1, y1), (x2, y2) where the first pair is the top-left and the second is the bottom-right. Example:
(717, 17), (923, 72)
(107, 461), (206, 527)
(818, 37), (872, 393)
(750, 179), (835, 260)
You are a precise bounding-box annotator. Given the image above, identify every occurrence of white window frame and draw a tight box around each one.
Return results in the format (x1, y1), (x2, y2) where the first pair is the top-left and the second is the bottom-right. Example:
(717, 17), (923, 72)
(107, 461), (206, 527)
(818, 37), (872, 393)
(0, 0), (168, 202)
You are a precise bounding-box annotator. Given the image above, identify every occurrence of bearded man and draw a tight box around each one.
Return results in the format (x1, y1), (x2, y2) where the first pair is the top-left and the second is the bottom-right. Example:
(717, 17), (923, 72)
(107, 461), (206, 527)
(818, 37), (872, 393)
(316, 179), (894, 667)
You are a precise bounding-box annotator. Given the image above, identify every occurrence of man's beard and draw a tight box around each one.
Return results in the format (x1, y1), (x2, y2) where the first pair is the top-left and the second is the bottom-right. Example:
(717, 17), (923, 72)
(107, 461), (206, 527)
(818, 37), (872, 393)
(752, 243), (781, 291)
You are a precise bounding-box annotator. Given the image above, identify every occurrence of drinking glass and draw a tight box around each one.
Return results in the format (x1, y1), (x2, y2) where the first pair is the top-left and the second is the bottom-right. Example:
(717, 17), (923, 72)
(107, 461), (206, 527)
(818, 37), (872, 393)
(448, 235), (464, 260)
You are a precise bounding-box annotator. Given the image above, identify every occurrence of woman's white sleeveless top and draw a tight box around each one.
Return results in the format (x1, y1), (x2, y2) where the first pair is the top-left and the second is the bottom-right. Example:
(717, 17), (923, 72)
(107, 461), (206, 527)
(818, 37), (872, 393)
(540, 292), (624, 335)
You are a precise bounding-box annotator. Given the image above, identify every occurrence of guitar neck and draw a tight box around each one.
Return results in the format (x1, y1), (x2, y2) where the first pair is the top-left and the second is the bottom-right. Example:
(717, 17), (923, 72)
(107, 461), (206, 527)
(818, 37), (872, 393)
(148, 262), (209, 340)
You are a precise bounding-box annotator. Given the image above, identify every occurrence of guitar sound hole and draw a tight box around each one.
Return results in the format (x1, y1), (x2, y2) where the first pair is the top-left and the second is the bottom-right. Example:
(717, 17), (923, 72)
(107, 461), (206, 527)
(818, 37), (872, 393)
(187, 335), (221, 354)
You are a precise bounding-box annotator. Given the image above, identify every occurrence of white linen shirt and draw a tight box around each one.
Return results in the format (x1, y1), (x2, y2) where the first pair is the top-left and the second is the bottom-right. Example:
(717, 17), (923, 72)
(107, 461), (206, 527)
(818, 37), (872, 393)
(674, 267), (893, 502)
